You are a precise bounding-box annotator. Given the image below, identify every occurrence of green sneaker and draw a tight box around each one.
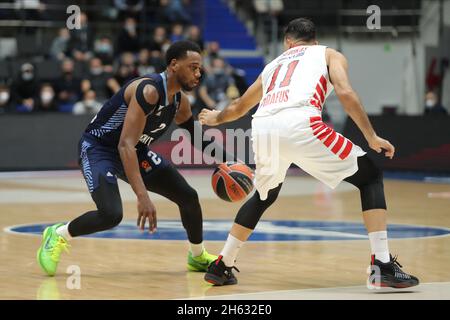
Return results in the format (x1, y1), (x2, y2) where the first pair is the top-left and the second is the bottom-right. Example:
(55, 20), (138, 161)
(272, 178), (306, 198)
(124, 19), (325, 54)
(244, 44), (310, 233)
(187, 249), (218, 272)
(36, 223), (70, 276)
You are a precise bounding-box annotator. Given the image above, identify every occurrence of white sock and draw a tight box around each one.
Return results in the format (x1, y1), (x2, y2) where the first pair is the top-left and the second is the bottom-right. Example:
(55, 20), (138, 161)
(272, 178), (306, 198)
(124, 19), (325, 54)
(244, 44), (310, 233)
(368, 231), (390, 263)
(220, 234), (244, 267)
(190, 242), (205, 257)
(56, 223), (72, 241)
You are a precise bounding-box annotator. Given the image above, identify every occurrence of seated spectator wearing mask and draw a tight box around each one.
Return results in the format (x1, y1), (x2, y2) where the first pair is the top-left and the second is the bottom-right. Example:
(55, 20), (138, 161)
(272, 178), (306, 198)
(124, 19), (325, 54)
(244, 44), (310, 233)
(55, 58), (83, 112)
(69, 12), (93, 62)
(93, 36), (115, 71)
(50, 28), (71, 61)
(146, 26), (168, 52)
(116, 17), (140, 55)
(72, 90), (103, 115)
(424, 91), (448, 116)
(82, 57), (114, 103)
(36, 83), (58, 112)
(12, 63), (39, 113)
(199, 57), (239, 110)
(0, 84), (13, 114)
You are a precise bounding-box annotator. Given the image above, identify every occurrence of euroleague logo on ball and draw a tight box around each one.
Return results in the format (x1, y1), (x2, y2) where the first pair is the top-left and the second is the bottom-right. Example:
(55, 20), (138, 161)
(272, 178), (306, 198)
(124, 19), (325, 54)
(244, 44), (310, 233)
(211, 162), (254, 202)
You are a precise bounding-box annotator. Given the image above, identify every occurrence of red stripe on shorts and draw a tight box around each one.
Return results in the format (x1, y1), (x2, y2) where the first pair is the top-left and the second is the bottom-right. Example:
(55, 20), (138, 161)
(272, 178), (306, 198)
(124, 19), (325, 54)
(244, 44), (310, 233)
(317, 127), (333, 140)
(331, 135), (345, 154)
(339, 140), (353, 160)
(323, 131), (337, 147)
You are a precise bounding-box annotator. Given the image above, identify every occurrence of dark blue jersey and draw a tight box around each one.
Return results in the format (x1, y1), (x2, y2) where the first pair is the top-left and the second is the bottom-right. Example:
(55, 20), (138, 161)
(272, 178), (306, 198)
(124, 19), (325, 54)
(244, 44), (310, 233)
(84, 72), (181, 150)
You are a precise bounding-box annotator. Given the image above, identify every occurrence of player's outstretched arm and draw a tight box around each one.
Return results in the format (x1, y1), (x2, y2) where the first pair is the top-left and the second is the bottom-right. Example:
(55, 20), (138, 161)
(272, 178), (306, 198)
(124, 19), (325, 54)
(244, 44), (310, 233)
(176, 92), (238, 163)
(198, 75), (263, 126)
(118, 84), (158, 232)
(327, 48), (395, 159)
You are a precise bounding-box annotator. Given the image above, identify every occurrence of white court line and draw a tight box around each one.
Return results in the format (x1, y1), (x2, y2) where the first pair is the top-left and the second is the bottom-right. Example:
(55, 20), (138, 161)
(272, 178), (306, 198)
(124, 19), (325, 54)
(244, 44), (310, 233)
(181, 282), (450, 300)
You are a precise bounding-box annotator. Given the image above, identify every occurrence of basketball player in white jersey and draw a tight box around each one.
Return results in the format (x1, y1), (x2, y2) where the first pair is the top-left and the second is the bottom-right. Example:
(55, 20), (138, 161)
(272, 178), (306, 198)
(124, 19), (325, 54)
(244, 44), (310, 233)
(199, 18), (419, 289)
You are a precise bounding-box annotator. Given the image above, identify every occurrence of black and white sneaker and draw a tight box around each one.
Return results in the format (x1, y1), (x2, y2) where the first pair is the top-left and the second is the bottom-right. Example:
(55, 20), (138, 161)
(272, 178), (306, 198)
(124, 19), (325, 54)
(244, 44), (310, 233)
(204, 255), (239, 286)
(368, 254), (419, 289)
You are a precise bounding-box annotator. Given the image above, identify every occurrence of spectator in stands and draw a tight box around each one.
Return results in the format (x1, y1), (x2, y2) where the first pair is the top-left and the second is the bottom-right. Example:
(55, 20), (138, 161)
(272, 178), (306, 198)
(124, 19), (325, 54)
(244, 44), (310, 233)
(149, 49), (166, 73)
(252, 0), (284, 16)
(12, 63), (39, 113)
(116, 17), (140, 55)
(159, 0), (191, 24)
(424, 91), (448, 116)
(13, 0), (47, 22)
(120, 52), (138, 76)
(50, 28), (71, 61)
(69, 12), (93, 62)
(54, 58), (82, 112)
(203, 41), (221, 73)
(185, 88), (204, 120)
(199, 57), (239, 110)
(137, 48), (155, 76)
(82, 57), (114, 103)
(73, 90), (103, 115)
(186, 25), (204, 51)
(93, 36), (115, 71)
(169, 23), (184, 43)
(230, 67), (248, 96)
(36, 83), (58, 112)
(107, 53), (137, 94)
(147, 26), (168, 52)
(114, 0), (144, 20)
(0, 84), (13, 114)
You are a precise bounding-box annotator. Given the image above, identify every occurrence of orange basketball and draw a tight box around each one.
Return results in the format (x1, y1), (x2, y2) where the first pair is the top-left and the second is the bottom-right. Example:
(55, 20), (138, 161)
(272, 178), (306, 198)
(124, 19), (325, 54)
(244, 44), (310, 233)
(211, 162), (254, 202)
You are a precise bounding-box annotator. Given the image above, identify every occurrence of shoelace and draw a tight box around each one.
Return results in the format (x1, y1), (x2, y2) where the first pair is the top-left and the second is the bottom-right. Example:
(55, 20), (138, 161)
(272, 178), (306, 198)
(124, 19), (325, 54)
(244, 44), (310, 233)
(390, 254), (409, 276)
(391, 255), (403, 268)
(51, 237), (70, 262)
(228, 266), (240, 273)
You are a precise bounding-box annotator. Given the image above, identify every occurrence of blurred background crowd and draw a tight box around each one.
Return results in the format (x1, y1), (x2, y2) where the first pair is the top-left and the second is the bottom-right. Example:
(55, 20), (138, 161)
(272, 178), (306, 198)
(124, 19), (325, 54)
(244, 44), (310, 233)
(0, 0), (249, 118)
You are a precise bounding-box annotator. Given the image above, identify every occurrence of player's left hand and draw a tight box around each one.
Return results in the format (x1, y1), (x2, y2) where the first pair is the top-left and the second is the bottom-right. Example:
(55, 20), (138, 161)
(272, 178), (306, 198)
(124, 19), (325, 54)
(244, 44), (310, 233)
(368, 136), (395, 159)
(199, 108), (221, 126)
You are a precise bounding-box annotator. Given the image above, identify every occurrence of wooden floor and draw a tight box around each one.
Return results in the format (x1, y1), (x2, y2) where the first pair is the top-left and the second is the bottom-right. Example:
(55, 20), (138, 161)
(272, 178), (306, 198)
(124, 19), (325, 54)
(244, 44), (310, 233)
(0, 170), (449, 300)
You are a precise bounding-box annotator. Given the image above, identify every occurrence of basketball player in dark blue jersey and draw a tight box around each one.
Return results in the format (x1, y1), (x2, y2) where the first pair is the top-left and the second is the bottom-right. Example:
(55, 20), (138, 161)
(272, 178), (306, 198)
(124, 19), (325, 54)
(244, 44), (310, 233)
(37, 41), (224, 276)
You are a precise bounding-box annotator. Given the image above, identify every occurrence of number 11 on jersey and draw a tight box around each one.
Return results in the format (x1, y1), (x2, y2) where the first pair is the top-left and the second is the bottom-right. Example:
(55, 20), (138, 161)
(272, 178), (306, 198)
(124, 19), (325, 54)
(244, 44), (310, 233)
(266, 60), (299, 93)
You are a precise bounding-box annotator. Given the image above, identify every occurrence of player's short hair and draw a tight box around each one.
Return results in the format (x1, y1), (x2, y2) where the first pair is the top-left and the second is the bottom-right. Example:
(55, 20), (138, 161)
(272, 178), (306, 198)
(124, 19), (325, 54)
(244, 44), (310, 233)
(284, 18), (316, 42)
(165, 40), (201, 66)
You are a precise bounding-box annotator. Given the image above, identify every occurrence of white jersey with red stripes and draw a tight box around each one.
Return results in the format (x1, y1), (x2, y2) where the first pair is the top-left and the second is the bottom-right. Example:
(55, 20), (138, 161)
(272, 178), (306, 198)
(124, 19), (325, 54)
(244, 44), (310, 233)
(255, 45), (332, 118)
(250, 45), (366, 201)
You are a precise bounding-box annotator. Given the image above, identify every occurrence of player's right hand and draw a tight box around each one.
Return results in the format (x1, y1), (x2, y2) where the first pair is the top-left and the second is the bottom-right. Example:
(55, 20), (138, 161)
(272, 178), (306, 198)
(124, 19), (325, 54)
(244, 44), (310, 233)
(137, 195), (157, 233)
(368, 135), (395, 159)
(199, 108), (221, 126)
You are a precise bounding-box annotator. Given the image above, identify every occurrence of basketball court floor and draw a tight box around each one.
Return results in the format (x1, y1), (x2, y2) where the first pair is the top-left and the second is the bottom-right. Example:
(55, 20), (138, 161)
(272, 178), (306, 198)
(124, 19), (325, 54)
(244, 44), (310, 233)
(1, 169), (449, 300)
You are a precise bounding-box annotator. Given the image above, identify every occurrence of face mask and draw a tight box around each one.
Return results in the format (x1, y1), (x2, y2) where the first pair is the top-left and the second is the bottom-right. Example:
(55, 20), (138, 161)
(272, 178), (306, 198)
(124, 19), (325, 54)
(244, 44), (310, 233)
(22, 72), (34, 81)
(97, 44), (112, 53)
(125, 25), (136, 33)
(41, 91), (54, 103)
(425, 99), (435, 107)
(0, 91), (9, 103)
(90, 67), (103, 75)
(84, 99), (95, 108)
(213, 68), (224, 75)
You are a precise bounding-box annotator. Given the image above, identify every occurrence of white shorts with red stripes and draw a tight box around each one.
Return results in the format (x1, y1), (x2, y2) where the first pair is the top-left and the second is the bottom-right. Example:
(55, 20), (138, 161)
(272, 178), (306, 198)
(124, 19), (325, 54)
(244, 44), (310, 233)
(251, 107), (366, 201)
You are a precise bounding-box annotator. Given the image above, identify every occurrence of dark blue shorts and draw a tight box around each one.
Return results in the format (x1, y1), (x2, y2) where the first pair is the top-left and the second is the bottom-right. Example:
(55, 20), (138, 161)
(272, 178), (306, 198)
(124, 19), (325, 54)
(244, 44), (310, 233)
(78, 134), (169, 193)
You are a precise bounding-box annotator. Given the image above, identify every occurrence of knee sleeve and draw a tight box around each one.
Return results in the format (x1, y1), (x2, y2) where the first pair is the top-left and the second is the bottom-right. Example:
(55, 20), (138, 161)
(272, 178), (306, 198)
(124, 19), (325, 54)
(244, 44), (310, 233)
(177, 186), (203, 244)
(344, 156), (387, 211)
(93, 176), (123, 227)
(234, 183), (282, 230)
(143, 165), (203, 244)
(69, 176), (123, 237)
